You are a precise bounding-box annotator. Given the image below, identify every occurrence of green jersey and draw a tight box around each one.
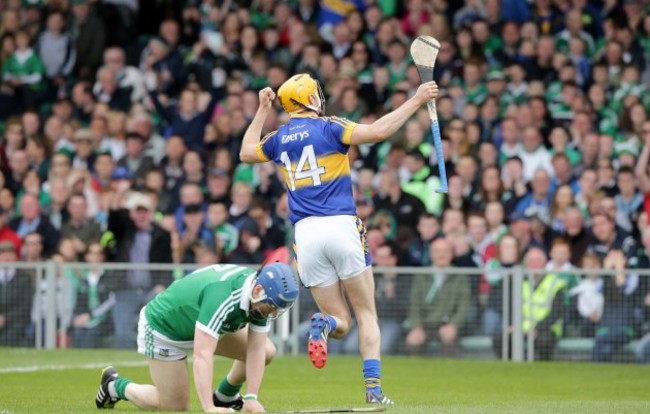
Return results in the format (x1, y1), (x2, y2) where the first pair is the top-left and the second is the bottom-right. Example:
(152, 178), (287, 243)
(144, 264), (268, 341)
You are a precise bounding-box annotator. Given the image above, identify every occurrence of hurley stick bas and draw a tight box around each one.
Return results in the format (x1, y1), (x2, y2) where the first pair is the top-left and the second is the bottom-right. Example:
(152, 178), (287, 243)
(410, 35), (448, 193)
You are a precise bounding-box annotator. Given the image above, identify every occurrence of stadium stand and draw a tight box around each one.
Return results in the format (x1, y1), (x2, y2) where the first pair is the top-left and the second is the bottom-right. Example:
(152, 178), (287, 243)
(0, 0), (650, 364)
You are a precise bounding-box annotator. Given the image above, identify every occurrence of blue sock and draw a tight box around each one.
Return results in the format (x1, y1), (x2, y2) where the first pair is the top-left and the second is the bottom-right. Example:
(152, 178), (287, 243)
(325, 315), (337, 335)
(363, 359), (382, 393)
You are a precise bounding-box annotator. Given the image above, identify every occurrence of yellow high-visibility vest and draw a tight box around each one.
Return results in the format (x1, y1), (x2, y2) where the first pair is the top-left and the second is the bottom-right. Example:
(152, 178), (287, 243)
(522, 274), (567, 337)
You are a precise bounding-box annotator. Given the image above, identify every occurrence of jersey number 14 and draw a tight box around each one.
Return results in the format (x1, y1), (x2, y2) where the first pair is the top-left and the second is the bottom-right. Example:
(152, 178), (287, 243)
(280, 145), (326, 191)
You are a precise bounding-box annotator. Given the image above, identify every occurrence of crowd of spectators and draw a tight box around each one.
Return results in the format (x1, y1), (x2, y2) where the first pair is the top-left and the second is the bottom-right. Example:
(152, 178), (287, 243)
(1, 0), (650, 361)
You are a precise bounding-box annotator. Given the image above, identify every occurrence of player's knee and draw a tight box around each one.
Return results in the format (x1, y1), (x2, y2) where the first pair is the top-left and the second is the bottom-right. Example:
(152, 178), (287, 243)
(265, 341), (277, 365)
(330, 316), (352, 339)
(160, 398), (189, 411)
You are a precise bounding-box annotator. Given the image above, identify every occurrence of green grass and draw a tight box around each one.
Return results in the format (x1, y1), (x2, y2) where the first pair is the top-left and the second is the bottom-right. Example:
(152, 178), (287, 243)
(1, 348), (650, 413)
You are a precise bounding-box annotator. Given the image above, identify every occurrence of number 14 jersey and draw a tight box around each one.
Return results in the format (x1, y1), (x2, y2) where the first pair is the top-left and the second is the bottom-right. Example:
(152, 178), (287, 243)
(256, 113), (359, 224)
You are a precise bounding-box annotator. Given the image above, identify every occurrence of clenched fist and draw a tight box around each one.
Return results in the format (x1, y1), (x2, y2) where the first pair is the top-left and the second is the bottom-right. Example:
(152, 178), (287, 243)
(259, 87), (275, 110)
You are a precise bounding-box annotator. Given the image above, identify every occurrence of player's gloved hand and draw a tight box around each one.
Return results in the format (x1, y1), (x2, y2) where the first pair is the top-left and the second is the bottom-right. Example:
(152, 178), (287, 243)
(414, 81), (439, 105)
(242, 399), (266, 413)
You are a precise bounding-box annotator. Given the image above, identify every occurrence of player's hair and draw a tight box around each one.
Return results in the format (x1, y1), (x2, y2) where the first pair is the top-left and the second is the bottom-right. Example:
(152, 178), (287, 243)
(249, 197), (271, 213)
(377, 240), (400, 260)
(550, 237), (570, 251)
(617, 166), (634, 176)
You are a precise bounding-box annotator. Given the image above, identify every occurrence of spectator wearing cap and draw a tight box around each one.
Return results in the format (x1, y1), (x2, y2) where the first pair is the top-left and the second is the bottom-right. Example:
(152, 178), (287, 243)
(110, 164), (133, 183)
(508, 210), (545, 255)
(116, 132), (154, 188)
(0, 241), (32, 346)
(107, 188), (172, 349)
(71, 0), (107, 79)
(10, 192), (59, 257)
(206, 167), (232, 205)
(0, 206), (21, 254)
(71, 128), (97, 171)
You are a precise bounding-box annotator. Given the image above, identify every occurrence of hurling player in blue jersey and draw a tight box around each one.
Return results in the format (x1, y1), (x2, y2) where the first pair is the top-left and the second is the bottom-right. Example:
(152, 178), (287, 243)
(240, 73), (438, 405)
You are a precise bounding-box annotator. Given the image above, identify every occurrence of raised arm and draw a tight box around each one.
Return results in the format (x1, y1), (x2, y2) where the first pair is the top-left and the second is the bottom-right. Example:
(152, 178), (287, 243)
(240, 87), (276, 164)
(348, 81), (438, 145)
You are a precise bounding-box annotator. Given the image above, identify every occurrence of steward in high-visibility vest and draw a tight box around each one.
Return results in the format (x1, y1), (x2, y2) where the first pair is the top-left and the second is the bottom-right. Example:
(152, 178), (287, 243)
(522, 272), (567, 360)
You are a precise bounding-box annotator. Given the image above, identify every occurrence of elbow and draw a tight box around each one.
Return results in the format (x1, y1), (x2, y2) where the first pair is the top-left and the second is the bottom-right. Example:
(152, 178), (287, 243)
(240, 151), (255, 164)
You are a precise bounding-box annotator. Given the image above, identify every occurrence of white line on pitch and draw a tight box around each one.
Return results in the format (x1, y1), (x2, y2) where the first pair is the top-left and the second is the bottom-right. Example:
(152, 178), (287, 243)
(0, 360), (149, 374)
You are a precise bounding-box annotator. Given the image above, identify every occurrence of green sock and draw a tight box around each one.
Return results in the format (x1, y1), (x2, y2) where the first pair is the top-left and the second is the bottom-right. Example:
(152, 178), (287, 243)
(216, 376), (242, 400)
(114, 378), (132, 401)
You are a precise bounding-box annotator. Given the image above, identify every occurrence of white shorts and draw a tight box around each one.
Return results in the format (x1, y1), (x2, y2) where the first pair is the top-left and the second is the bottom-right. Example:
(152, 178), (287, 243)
(137, 307), (194, 361)
(295, 215), (371, 288)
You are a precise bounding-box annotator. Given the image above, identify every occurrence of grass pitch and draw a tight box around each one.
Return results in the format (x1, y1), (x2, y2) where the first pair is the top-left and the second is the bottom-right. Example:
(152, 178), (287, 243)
(1, 348), (649, 413)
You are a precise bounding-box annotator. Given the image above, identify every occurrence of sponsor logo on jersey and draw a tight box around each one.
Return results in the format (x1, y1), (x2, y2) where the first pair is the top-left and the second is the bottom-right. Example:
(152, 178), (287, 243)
(281, 131), (310, 144)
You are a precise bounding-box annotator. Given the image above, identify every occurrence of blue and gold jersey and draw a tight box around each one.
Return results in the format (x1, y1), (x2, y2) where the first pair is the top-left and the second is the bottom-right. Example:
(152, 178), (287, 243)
(256, 114), (358, 224)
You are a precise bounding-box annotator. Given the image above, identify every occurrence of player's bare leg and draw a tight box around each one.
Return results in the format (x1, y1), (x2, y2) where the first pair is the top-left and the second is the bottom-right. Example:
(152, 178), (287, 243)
(96, 360), (197, 411)
(212, 329), (277, 409)
(309, 281), (353, 368)
(137, 359), (190, 410)
(342, 267), (394, 405)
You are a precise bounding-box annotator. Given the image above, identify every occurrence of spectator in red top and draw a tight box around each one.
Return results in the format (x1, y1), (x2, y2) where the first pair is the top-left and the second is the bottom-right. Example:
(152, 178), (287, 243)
(0, 206), (21, 254)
